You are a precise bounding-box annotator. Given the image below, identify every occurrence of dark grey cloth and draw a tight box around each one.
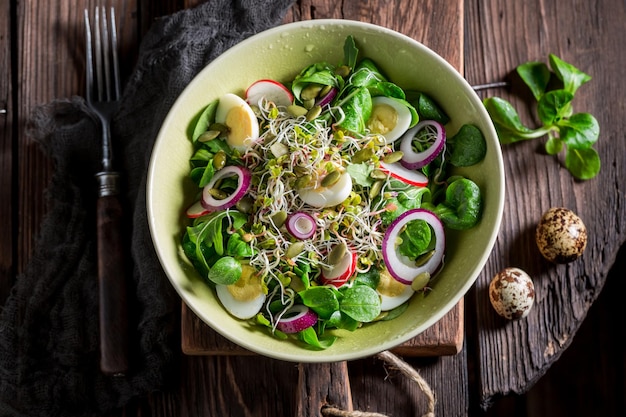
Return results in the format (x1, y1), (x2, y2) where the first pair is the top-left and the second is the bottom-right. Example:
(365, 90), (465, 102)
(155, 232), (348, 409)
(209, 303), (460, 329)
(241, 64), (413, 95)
(0, 1), (294, 416)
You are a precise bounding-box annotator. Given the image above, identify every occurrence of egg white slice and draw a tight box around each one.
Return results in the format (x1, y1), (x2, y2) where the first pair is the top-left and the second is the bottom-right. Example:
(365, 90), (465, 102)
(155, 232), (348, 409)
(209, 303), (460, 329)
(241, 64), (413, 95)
(367, 96), (412, 143)
(215, 265), (266, 319)
(215, 93), (260, 151)
(376, 267), (415, 311)
(298, 172), (352, 208)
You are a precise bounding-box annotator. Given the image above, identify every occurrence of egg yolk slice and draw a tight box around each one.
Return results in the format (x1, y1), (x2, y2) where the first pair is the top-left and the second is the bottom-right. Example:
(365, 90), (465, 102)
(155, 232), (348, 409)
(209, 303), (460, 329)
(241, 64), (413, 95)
(367, 96), (412, 143)
(226, 264), (264, 302)
(215, 93), (260, 151)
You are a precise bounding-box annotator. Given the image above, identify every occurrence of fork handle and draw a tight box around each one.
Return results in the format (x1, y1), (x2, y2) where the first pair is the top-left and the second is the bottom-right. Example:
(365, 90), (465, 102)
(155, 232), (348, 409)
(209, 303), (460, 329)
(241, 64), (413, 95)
(96, 172), (129, 376)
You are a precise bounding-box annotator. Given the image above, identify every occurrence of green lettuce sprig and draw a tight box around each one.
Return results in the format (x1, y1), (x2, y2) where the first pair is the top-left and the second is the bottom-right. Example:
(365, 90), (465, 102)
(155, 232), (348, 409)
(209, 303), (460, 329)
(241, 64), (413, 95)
(483, 54), (600, 180)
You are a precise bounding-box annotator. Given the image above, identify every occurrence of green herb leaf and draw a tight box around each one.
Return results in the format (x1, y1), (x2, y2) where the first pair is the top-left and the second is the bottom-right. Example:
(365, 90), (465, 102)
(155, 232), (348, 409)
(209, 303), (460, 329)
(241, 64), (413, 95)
(517, 61), (551, 100)
(565, 146), (601, 180)
(448, 124), (487, 167)
(558, 112), (600, 149)
(339, 285), (381, 322)
(299, 286), (340, 320)
(483, 97), (536, 143)
(537, 90), (574, 125)
(207, 256), (242, 285)
(343, 35), (358, 71)
(549, 54), (591, 95)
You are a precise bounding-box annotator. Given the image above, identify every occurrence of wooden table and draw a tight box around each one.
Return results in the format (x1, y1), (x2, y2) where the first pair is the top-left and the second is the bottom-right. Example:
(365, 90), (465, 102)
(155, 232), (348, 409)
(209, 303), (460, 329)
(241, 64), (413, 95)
(2, 0), (625, 416)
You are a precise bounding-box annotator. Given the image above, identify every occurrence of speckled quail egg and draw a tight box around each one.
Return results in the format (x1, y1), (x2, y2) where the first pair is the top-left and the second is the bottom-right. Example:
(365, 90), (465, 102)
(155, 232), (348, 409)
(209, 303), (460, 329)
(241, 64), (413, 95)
(536, 207), (587, 264)
(489, 267), (535, 320)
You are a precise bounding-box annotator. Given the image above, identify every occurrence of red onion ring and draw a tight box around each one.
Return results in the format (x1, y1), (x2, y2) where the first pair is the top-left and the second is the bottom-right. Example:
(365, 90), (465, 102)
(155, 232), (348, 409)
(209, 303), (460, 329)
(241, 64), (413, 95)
(382, 208), (445, 285)
(316, 86), (338, 108)
(201, 165), (251, 211)
(276, 305), (318, 333)
(400, 120), (446, 170)
(286, 212), (317, 240)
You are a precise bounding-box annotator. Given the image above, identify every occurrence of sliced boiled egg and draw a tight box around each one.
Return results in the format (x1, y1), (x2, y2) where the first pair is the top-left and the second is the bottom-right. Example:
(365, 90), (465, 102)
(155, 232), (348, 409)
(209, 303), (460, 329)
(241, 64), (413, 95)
(215, 93), (260, 152)
(215, 264), (266, 319)
(376, 267), (415, 311)
(366, 96), (413, 143)
(298, 172), (353, 208)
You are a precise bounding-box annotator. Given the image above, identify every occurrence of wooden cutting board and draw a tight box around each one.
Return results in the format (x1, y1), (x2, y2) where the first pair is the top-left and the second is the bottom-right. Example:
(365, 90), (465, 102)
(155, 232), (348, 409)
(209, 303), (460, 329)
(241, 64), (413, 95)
(181, 299), (463, 356)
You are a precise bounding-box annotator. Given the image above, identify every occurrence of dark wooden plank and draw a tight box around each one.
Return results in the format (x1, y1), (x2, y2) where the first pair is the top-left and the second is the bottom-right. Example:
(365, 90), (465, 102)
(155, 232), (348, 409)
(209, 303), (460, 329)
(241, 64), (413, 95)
(182, 300), (463, 356)
(464, 0), (626, 410)
(0, 0), (13, 304)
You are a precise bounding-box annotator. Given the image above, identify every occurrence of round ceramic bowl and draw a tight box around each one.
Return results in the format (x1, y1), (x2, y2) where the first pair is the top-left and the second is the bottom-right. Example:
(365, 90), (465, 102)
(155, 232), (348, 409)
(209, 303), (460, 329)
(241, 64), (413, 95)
(147, 19), (505, 362)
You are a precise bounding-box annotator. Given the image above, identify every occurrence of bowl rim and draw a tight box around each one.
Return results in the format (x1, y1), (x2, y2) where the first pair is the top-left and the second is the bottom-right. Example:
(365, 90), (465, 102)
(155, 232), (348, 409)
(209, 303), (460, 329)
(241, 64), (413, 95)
(147, 18), (505, 362)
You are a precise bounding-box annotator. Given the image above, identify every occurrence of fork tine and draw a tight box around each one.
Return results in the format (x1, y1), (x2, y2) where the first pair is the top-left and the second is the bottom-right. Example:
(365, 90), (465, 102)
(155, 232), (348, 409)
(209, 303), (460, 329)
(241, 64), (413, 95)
(109, 7), (121, 100)
(94, 7), (104, 101)
(84, 9), (94, 104)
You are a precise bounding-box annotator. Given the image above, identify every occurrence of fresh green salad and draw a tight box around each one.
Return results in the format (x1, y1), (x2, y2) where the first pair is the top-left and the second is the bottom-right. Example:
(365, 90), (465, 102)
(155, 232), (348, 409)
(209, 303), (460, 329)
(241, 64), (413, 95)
(182, 36), (486, 349)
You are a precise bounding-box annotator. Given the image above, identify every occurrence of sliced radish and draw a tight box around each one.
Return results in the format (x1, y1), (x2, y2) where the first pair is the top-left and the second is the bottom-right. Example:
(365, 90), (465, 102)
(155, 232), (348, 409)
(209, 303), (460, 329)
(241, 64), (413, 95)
(245, 79), (294, 108)
(201, 166), (252, 211)
(378, 161), (428, 187)
(286, 212), (317, 240)
(382, 209), (445, 285)
(320, 246), (357, 288)
(400, 120), (446, 170)
(186, 200), (210, 218)
(276, 305), (318, 333)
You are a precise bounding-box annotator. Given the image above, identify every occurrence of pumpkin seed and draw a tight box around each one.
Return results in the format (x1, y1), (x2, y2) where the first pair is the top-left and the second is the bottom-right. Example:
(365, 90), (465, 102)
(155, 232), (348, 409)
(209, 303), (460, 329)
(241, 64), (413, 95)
(305, 105), (322, 121)
(198, 130), (221, 142)
(301, 84), (323, 100)
(295, 174), (312, 189)
(286, 241), (306, 259)
(208, 188), (228, 200)
(382, 151), (404, 164)
(212, 151), (226, 170)
(370, 169), (388, 179)
(319, 84), (332, 97)
(287, 104), (308, 117)
(335, 65), (351, 77)
(327, 242), (347, 266)
(271, 210), (288, 228)
(369, 180), (384, 199)
(321, 170), (341, 187)
(415, 250), (435, 267)
(411, 272), (431, 291)
(235, 196), (254, 213)
(352, 147), (374, 164)
(208, 122), (229, 134)
(303, 98), (315, 110)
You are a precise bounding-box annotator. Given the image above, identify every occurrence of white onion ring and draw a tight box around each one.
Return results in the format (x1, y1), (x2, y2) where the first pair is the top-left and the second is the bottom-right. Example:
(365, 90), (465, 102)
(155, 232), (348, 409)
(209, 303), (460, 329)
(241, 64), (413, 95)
(400, 120), (446, 170)
(201, 165), (251, 211)
(276, 305), (318, 333)
(286, 212), (317, 240)
(382, 209), (445, 285)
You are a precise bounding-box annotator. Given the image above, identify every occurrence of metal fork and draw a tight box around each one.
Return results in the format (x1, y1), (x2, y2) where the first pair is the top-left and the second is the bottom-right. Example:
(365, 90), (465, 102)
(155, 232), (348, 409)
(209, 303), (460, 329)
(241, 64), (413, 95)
(85, 6), (129, 377)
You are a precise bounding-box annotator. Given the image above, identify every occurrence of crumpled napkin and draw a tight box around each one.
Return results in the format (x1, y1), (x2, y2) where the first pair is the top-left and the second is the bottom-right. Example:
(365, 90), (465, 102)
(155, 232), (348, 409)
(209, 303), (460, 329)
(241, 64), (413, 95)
(0, 1), (294, 416)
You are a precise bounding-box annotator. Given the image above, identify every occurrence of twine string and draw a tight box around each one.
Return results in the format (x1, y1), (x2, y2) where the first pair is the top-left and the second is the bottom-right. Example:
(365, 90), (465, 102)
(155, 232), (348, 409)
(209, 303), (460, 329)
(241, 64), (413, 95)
(321, 350), (436, 417)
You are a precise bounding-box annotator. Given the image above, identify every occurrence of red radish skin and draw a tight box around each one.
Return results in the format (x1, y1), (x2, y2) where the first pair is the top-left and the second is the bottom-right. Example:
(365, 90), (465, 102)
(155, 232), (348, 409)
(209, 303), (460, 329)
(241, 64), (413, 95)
(379, 161), (428, 187)
(320, 249), (357, 287)
(245, 79), (293, 108)
(186, 200), (210, 218)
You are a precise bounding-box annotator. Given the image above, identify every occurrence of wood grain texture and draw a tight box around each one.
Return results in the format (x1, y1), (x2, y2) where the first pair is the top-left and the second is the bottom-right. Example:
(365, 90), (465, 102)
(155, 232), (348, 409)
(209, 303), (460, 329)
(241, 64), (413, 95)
(0, 0), (14, 304)
(5, 0), (625, 416)
(463, 0), (626, 409)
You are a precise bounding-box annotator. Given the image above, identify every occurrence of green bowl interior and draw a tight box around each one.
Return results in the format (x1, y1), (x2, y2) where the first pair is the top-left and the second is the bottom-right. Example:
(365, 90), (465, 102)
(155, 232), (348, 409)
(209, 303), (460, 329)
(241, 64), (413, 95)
(147, 19), (505, 362)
